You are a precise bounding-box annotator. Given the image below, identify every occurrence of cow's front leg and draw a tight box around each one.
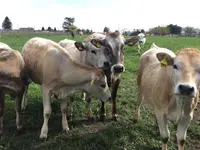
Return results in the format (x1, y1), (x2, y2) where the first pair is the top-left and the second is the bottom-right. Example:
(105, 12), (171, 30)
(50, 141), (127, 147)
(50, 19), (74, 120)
(99, 101), (106, 122)
(155, 110), (170, 150)
(111, 78), (120, 121)
(0, 91), (5, 136)
(40, 85), (51, 141)
(176, 114), (192, 150)
(86, 94), (94, 122)
(60, 100), (70, 133)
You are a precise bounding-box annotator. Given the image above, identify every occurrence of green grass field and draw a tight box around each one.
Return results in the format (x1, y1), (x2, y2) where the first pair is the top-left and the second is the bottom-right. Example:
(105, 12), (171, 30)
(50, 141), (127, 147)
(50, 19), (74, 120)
(0, 34), (200, 150)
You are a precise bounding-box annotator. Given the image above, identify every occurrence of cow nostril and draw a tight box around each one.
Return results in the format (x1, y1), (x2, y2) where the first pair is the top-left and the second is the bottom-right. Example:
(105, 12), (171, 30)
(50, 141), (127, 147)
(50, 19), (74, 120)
(178, 84), (194, 95)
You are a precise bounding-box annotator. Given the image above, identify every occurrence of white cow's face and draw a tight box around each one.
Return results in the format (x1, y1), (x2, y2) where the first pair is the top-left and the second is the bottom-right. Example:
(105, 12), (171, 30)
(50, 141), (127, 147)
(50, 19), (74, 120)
(157, 48), (200, 98)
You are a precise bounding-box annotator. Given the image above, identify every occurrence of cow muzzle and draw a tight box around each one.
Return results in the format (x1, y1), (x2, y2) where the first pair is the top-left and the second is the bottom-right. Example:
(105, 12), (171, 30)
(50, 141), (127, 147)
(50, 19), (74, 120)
(111, 64), (125, 73)
(175, 83), (196, 97)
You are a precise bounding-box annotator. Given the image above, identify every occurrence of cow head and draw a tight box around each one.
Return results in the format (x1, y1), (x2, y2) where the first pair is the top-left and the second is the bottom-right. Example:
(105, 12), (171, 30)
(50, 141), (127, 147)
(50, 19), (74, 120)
(74, 41), (109, 68)
(88, 68), (111, 102)
(156, 48), (200, 99)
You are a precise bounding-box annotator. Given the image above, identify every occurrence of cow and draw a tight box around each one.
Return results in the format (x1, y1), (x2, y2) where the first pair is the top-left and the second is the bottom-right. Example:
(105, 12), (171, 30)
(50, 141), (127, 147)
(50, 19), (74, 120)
(58, 38), (109, 120)
(0, 42), (26, 136)
(79, 30), (138, 121)
(133, 43), (199, 150)
(125, 33), (146, 53)
(21, 37), (111, 140)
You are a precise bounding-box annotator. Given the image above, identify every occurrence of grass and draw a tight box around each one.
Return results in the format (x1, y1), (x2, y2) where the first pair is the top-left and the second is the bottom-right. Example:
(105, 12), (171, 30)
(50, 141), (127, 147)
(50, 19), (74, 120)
(0, 34), (200, 150)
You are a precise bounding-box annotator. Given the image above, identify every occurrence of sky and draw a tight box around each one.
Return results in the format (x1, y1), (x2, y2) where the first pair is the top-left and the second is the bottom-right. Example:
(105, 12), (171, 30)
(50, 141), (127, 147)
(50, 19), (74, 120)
(0, 0), (199, 32)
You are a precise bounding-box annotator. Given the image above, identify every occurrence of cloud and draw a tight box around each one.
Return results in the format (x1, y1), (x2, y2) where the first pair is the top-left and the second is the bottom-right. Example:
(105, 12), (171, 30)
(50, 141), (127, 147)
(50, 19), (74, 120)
(0, 0), (200, 32)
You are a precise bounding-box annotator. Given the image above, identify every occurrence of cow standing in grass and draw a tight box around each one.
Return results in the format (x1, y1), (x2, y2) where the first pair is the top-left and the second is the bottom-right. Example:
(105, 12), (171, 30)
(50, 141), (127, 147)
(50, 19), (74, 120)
(134, 43), (199, 150)
(80, 31), (138, 121)
(21, 37), (111, 140)
(0, 42), (26, 136)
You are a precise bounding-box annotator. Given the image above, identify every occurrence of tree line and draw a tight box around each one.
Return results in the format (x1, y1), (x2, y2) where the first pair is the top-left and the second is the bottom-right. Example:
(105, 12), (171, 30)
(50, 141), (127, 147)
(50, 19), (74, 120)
(1, 16), (199, 36)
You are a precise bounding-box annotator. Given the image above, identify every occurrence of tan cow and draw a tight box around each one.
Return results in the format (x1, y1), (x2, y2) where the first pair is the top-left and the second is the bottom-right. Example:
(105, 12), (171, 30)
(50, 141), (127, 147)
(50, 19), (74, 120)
(21, 37), (111, 140)
(134, 43), (199, 150)
(0, 42), (26, 136)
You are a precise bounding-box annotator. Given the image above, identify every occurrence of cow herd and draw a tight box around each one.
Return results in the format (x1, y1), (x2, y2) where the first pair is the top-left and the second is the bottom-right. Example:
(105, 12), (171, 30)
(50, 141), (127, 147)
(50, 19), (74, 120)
(0, 30), (199, 150)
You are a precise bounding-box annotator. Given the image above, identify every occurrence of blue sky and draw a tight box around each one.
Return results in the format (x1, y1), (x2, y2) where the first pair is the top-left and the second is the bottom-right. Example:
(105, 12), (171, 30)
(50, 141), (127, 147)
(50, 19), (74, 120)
(0, 0), (199, 32)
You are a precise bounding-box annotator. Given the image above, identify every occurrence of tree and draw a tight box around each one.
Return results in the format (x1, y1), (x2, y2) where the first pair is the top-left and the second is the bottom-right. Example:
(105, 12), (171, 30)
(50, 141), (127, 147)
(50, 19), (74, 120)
(53, 27), (57, 32)
(184, 26), (195, 36)
(62, 17), (76, 31)
(2, 16), (12, 30)
(47, 27), (52, 31)
(167, 24), (182, 35)
(41, 27), (45, 31)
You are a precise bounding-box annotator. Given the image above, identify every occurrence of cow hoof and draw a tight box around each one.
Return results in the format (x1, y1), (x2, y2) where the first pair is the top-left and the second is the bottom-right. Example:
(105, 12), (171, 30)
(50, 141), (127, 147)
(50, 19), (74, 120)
(112, 116), (118, 122)
(99, 115), (105, 122)
(62, 129), (70, 135)
(40, 137), (48, 142)
(15, 128), (25, 135)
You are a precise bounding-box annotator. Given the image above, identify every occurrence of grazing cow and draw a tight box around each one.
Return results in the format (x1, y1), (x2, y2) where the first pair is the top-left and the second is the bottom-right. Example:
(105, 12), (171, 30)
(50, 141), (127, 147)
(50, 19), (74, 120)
(81, 31), (138, 121)
(134, 43), (199, 150)
(79, 30), (83, 38)
(0, 42), (26, 136)
(125, 33), (146, 53)
(21, 37), (111, 140)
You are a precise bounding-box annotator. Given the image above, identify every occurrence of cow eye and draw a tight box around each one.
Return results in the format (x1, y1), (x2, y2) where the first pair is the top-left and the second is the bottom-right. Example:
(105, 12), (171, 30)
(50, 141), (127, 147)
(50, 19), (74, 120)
(101, 84), (106, 88)
(91, 50), (96, 55)
(173, 64), (178, 70)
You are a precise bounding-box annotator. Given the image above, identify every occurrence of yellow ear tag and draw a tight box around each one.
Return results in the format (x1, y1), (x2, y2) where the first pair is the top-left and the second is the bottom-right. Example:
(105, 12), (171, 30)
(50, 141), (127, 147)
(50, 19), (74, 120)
(96, 43), (101, 48)
(90, 79), (94, 85)
(160, 58), (168, 67)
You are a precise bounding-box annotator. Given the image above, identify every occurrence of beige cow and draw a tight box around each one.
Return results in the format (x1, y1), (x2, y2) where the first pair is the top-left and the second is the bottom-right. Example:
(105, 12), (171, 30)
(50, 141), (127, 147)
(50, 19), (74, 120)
(134, 43), (199, 150)
(0, 42), (26, 136)
(21, 37), (111, 140)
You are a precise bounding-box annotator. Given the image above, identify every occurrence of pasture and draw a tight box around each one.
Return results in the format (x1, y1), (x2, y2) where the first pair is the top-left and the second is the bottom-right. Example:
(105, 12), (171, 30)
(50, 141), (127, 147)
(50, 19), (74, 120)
(0, 33), (200, 150)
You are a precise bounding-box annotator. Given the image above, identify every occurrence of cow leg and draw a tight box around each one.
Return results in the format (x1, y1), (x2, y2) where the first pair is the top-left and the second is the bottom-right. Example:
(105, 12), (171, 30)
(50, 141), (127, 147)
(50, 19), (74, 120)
(99, 101), (106, 122)
(176, 115), (192, 150)
(0, 91), (5, 136)
(133, 92), (143, 122)
(137, 42), (141, 53)
(60, 100), (70, 133)
(81, 92), (86, 101)
(67, 100), (73, 121)
(155, 111), (170, 150)
(15, 93), (23, 131)
(21, 84), (29, 111)
(40, 85), (51, 140)
(86, 94), (93, 121)
(111, 78), (120, 121)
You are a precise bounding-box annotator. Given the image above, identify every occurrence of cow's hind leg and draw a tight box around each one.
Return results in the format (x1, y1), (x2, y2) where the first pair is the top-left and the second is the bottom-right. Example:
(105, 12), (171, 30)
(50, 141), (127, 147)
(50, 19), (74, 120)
(133, 92), (143, 122)
(60, 100), (70, 133)
(15, 92), (24, 133)
(21, 84), (29, 111)
(0, 91), (5, 136)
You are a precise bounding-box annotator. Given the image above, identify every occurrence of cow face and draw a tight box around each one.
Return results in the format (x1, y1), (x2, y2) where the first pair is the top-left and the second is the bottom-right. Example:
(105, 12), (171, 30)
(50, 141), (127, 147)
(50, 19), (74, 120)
(156, 48), (200, 98)
(89, 70), (111, 102)
(74, 42), (109, 68)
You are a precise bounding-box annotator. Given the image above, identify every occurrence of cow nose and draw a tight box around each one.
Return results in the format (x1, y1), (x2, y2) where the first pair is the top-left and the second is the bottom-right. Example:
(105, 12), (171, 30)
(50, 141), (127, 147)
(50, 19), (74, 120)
(178, 84), (194, 95)
(113, 65), (124, 73)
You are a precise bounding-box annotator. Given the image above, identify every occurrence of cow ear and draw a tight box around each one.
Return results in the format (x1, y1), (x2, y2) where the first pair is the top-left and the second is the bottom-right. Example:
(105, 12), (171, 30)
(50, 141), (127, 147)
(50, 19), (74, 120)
(91, 39), (104, 48)
(156, 52), (174, 67)
(74, 42), (86, 51)
(124, 37), (139, 46)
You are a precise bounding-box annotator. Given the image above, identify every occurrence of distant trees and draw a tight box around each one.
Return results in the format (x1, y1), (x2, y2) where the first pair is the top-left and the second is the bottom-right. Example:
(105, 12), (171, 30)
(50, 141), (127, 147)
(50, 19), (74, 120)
(47, 27), (52, 31)
(167, 24), (182, 35)
(53, 27), (57, 32)
(184, 26), (195, 36)
(149, 24), (182, 35)
(2, 16), (12, 30)
(62, 17), (77, 32)
(41, 27), (45, 31)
